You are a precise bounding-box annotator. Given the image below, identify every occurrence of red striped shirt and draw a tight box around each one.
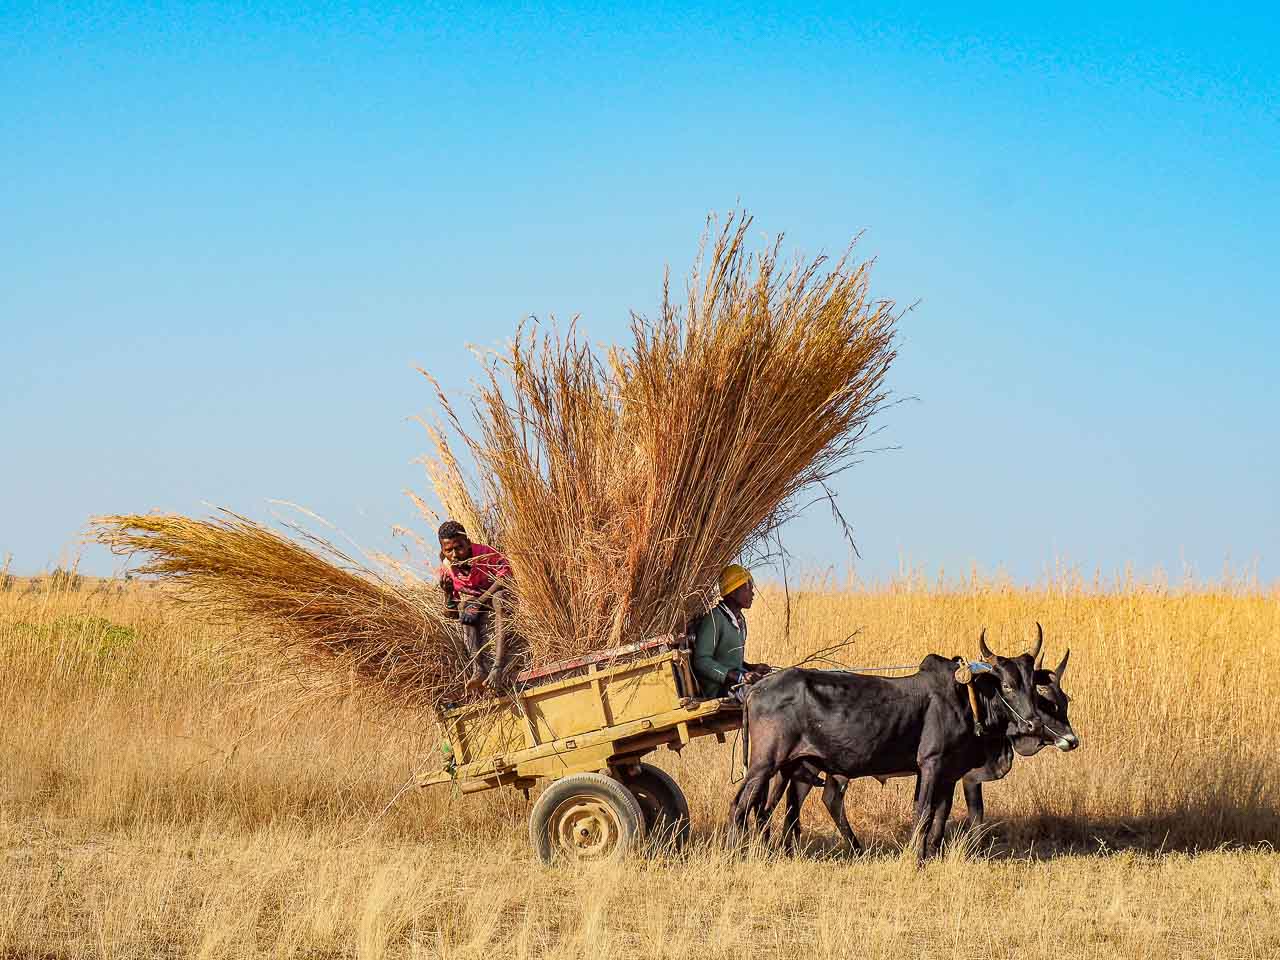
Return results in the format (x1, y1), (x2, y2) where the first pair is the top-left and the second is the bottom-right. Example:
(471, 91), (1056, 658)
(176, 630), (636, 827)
(437, 543), (512, 598)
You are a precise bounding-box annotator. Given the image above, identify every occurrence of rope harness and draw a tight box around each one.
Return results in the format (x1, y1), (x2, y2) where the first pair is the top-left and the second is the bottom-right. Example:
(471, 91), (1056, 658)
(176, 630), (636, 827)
(837, 661), (1013, 736)
(995, 690), (1035, 732)
(953, 658), (1042, 736)
(837, 661), (1015, 737)
(849, 660), (1059, 742)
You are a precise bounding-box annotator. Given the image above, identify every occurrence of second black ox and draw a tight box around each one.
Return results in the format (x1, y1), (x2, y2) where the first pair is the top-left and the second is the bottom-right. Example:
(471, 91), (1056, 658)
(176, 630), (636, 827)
(730, 629), (1055, 859)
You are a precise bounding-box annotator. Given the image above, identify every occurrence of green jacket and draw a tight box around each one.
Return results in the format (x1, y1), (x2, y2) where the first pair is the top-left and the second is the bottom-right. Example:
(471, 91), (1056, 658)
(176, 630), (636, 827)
(692, 604), (746, 698)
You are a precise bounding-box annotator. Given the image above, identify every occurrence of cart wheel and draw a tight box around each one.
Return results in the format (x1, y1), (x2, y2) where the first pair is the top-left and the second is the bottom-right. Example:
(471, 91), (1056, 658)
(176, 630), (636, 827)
(619, 763), (692, 850)
(529, 772), (644, 864)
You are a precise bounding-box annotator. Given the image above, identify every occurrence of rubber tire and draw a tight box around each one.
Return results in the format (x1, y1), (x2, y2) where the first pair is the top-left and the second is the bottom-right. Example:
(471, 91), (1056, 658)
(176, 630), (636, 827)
(529, 772), (645, 865)
(619, 763), (692, 851)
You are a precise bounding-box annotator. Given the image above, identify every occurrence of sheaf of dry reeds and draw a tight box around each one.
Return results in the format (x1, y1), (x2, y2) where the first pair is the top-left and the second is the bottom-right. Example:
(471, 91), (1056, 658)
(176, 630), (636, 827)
(419, 213), (898, 662)
(91, 512), (464, 710)
(93, 212), (898, 706)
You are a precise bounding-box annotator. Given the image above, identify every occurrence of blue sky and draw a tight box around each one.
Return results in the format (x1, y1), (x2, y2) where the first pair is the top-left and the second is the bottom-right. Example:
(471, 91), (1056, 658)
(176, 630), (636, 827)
(3, 2), (1277, 584)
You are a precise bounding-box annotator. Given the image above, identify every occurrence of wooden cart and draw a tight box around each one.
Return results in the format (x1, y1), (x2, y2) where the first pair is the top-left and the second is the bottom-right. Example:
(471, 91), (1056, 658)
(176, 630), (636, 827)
(418, 635), (742, 863)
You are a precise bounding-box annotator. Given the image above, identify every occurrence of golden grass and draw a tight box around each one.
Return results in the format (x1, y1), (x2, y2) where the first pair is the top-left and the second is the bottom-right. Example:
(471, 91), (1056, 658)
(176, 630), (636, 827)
(4, 576), (1278, 958)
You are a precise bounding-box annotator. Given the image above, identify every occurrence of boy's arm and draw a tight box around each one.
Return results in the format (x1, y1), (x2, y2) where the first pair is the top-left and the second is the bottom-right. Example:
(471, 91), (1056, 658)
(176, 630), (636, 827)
(438, 574), (459, 619)
(485, 589), (509, 688)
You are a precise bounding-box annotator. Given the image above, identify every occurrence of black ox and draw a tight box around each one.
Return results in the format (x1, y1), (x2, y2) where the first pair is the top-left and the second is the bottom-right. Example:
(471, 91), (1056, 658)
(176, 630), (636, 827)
(731, 627), (1069, 858)
(770, 642), (1078, 850)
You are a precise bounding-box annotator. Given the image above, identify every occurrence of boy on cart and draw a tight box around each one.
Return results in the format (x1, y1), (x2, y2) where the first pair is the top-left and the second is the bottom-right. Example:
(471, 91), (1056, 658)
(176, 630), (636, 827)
(437, 520), (514, 692)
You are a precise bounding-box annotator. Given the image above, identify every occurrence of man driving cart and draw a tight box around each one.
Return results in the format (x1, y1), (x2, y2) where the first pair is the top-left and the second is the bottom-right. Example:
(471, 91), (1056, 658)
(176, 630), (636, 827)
(691, 564), (773, 699)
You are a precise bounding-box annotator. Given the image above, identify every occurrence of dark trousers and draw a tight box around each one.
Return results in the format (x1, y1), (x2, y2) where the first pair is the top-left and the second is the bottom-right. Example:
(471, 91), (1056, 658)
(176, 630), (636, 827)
(459, 608), (496, 674)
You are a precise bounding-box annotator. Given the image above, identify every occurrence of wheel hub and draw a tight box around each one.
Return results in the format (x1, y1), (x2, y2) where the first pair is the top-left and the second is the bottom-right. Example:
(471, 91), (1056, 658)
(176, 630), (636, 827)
(554, 797), (622, 860)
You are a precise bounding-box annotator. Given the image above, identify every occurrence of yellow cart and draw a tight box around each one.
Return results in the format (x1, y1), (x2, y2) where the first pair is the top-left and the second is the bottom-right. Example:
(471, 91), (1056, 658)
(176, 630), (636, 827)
(418, 635), (742, 863)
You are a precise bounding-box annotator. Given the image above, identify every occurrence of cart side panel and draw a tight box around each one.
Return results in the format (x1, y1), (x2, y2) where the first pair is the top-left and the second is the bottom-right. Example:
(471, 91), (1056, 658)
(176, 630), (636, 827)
(449, 704), (526, 764)
(600, 659), (684, 725)
(523, 674), (603, 744)
(521, 653), (684, 744)
(421, 696), (741, 790)
(433, 651), (710, 785)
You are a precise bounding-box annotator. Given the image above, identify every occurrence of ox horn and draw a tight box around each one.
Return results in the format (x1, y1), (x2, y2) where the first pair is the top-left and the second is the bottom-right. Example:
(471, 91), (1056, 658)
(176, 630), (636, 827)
(1029, 621), (1044, 663)
(1056, 648), (1070, 680)
(978, 628), (997, 664)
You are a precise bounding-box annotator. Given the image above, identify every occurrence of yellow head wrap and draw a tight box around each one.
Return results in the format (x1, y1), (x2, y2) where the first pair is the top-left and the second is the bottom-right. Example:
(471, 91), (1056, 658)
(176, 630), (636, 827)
(718, 564), (752, 598)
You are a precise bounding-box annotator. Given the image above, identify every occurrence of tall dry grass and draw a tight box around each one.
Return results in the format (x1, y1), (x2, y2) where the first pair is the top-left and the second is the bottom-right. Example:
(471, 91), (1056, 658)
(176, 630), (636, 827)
(3, 575), (1277, 958)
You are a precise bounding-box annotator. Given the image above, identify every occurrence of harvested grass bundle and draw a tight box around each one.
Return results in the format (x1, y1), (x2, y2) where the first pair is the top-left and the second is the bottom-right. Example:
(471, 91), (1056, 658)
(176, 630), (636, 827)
(92, 511), (463, 710)
(420, 213), (898, 664)
(94, 212), (899, 710)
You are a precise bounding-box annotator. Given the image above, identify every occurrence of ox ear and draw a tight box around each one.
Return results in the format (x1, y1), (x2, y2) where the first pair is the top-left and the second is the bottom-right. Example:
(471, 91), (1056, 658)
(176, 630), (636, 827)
(978, 628), (997, 665)
(1028, 621), (1044, 663)
(1056, 648), (1070, 680)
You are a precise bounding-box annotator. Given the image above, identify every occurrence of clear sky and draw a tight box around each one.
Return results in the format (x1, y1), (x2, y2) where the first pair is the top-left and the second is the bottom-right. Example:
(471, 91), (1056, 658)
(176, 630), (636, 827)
(3, 2), (1277, 585)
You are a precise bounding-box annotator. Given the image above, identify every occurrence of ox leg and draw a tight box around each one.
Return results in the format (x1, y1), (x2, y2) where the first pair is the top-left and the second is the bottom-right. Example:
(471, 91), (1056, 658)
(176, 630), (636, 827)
(759, 770), (807, 846)
(913, 760), (942, 860)
(962, 778), (985, 828)
(822, 776), (860, 852)
(755, 773), (788, 843)
(729, 715), (796, 848)
(729, 779), (752, 830)
(782, 776), (815, 852)
(729, 765), (778, 845)
(927, 781), (956, 855)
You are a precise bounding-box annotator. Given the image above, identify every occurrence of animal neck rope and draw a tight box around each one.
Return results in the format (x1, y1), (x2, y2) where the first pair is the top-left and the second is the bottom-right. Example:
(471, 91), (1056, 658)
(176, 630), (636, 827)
(994, 692), (1072, 744)
(954, 660), (1035, 736)
(963, 689), (1032, 738)
(840, 661), (1060, 742)
(995, 691), (1033, 730)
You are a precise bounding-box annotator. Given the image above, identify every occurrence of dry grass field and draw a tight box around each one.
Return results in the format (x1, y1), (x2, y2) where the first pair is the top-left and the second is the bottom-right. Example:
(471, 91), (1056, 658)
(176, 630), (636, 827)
(3, 574), (1278, 958)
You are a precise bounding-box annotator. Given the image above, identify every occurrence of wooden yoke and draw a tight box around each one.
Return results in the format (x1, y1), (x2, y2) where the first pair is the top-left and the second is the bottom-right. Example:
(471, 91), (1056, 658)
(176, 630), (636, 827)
(953, 660), (984, 735)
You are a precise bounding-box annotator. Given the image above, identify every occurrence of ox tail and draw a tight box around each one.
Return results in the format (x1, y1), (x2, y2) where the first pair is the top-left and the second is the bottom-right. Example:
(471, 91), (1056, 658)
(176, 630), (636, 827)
(739, 695), (751, 775)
